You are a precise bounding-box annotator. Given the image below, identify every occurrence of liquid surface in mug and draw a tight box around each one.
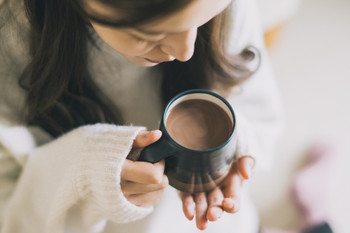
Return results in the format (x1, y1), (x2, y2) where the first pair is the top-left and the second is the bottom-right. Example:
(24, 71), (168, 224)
(166, 99), (233, 150)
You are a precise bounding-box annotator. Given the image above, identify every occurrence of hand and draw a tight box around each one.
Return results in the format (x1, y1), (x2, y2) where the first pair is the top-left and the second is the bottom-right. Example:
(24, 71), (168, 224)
(121, 130), (168, 207)
(180, 156), (255, 230)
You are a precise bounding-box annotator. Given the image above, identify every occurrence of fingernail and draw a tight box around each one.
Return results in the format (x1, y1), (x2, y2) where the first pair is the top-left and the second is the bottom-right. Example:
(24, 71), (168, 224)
(153, 130), (162, 137)
(233, 199), (240, 212)
(213, 208), (223, 219)
(227, 198), (234, 208)
(223, 198), (234, 209)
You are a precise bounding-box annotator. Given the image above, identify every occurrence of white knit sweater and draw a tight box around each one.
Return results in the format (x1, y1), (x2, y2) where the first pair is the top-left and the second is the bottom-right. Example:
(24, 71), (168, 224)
(0, 0), (284, 233)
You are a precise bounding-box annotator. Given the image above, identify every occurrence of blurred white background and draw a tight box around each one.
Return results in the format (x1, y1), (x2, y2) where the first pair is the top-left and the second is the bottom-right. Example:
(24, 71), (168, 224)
(252, 0), (350, 232)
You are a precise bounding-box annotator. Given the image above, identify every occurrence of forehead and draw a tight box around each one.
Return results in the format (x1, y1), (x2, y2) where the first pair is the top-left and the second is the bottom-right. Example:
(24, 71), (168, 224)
(86, 0), (232, 32)
(142, 0), (232, 32)
(147, 0), (231, 31)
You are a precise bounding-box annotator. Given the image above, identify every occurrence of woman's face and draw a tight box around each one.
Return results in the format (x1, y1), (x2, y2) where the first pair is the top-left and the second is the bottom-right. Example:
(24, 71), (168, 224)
(86, 0), (232, 67)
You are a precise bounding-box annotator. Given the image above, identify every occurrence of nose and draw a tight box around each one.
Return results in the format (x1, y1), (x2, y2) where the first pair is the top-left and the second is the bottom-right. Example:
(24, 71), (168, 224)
(160, 28), (197, 62)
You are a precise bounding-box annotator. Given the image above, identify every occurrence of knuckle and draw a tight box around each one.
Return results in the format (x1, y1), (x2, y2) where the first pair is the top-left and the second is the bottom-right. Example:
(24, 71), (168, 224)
(161, 176), (169, 188)
(196, 197), (208, 211)
(155, 161), (166, 171)
(140, 162), (162, 184)
(195, 194), (207, 205)
(147, 171), (163, 184)
(210, 195), (221, 204)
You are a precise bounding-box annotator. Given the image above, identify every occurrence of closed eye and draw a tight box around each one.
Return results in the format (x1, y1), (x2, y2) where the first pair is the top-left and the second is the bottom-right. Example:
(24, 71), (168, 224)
(133, 35), (158, 43)
(129, 30), (165, 43)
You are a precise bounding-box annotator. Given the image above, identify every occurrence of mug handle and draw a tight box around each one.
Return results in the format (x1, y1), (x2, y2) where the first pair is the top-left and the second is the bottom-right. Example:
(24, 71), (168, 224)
(138, 135), (178, 163)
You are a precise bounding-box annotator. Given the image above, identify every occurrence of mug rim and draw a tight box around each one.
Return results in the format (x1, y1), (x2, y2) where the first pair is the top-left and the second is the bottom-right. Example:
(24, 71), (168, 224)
(161, 89), (236, 153)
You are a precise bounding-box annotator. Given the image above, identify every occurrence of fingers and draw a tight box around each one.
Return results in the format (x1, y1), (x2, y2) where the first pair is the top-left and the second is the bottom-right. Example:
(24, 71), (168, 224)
(222, 173), (242, 213)
(219, 156), (255, 214)
(121, 157), (167, 208)
(181, 188), (224, 226)
(237, 156), (255, 180)
(127, 189), (164, 207)
(127, 130), (162, 161)
(180, 192), (195, 220)
(178, 156), (256, 229)
(121, 175), (168, 195)
(133, 130), (162, 148)
(194, 192), (208, 230)
(206, 187), (224, 222)
(121, 159), (165, 184)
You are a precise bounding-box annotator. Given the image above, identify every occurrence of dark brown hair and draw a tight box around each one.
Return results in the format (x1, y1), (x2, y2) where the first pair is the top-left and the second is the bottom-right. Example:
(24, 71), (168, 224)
(3, 0), (260, 137)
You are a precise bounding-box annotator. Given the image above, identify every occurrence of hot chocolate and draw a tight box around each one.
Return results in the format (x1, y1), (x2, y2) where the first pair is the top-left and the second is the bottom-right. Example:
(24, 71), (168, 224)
(166, 99), (233, 150)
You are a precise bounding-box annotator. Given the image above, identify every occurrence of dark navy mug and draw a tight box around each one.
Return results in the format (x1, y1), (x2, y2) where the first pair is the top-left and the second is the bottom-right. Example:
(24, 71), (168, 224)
(139, 89), (237, 193)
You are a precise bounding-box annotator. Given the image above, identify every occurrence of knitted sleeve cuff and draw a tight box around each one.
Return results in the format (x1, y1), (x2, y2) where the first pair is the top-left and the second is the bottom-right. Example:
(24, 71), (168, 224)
(74, 124), (153, 224)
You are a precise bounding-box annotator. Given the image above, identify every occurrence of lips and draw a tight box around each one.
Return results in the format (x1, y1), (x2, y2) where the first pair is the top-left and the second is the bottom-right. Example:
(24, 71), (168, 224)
(145, 58), (162, 64)
(144, 58), (175, 64)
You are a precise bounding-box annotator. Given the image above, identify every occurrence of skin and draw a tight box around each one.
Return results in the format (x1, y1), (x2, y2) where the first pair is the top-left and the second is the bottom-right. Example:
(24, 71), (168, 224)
(121, 130), (168, 208)
(180, 156), (255, 230)
(87, 0), (255, 230)
(86, 0), (232, 66)
(124, 130), (255, 230)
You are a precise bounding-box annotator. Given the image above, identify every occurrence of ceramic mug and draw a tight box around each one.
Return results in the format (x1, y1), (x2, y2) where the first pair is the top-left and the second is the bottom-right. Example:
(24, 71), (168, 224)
(139, 89), (237, 193)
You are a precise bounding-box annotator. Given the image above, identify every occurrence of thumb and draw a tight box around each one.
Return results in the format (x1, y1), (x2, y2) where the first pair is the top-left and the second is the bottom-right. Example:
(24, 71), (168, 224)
(133, 130), (162, 148)
(238, 156), (255, 180)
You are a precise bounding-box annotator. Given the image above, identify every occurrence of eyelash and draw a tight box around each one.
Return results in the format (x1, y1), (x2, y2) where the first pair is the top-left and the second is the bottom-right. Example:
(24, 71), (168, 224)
(134, 37), (153, 43)
(132, 35), (162, 44)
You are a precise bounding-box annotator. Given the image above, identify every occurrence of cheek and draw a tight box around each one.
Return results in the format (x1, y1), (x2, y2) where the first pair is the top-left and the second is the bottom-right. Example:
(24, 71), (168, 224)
(92, 24), (154, 56)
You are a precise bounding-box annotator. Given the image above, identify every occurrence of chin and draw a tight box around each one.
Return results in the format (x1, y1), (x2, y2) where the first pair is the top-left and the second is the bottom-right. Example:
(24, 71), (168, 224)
(125, 56), (161, 67)
(139, 62), (160, 67)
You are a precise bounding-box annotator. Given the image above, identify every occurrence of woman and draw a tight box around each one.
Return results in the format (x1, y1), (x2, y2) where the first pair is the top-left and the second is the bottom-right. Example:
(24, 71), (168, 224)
(0, 0), (284, 232)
